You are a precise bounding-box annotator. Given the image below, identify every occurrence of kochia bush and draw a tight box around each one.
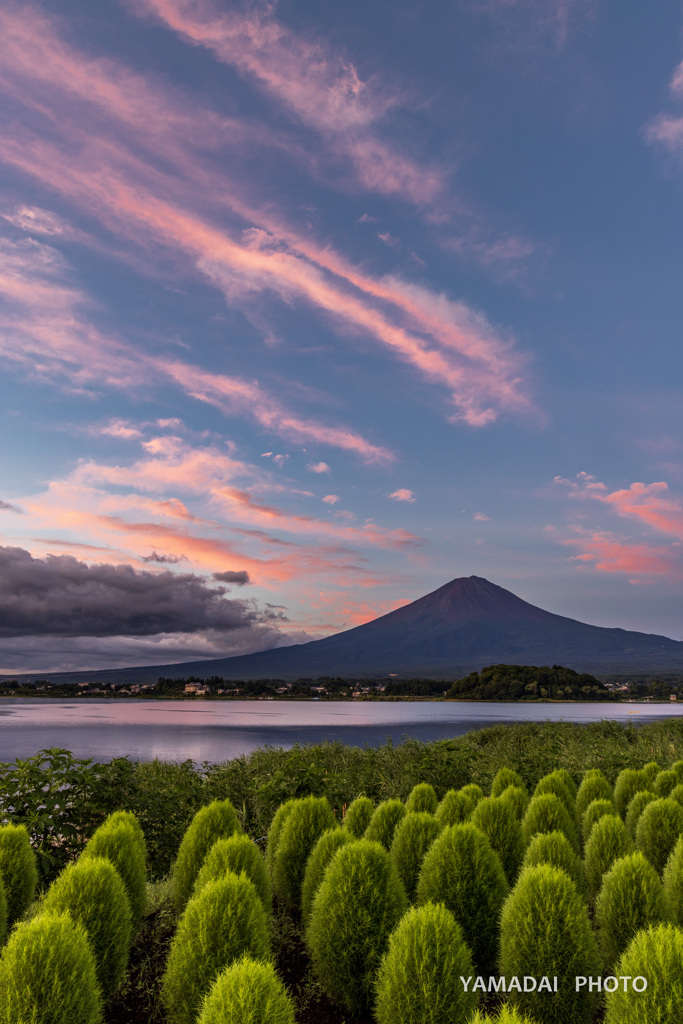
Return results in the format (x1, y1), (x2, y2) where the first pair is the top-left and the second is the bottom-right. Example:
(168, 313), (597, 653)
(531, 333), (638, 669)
(43, 856), (131, 999)
(374, 902), (478, 1024)
(300, 827), (353, 926)
(581, 798), (618, 845)
(471, 796), (524, 883)
(0, 876), (6, 948)
(162, 873), (270, 1024)
(343, 796), (374, 837)
(604, 923), (683, 1024)
(435, 790), (473, 826)
(470, 1008), (542, 1024)
(405, 782), (438, 815)
(265, 799), (297, 873)
(499, 865), (601, 1024)
(584, 814), (633, 901)
(595, 852), (672, 968)
(653, 768), (678, 798)
(390, 812), (441, 901)
(193, 835), (271, 911)
(197, 957), (295, 1024)
(521, 794), (579, 852)
(271, 796), (335, 908)
(172, 799), (241, 913)
(613, 768), (651, 818)
(533, 771), (575, 813)
(0, 823), (37, 926)
(416, 822), (508, 972)
(575, 770), (613, 826)
(81, 813), (147, 932)
(460, 783), (485, 807)
(663, 834), (683, 925)
(521, 831), (585, 896)
(491, 767), (526, 799)
(497, 785), (529, 821)
(0, 912), (102, 1024)
(364, 799), (407, 850)
(306, 839), (407, 1014)
(635, 797), (683, 874)
(625, 791), (657, 839)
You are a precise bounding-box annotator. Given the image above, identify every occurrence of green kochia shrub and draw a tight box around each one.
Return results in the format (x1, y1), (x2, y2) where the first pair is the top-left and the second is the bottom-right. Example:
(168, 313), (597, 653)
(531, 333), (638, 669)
(81, 814), (147, 933)
(374, 902), (478, 1024)
(613, 768), (651, 818)
(271, 796), (335, 908)
(584, 814), (633, 900)
(43, 857), (131, 999)
(604, 923), (683, 1024)
(172, 799), (241, 913)
(669, 783), (683, 808)
(654, 768), (678, 798)
(197, 957), (295, 1024)
(265, 799), (297, 873)
(663, 835), (683, 925)
(575, 770), (613, 825)
(162, 873), (270, 1024)
(301, 828), (354, 926)
(416, 822), (508, 971)
(0, 912), (102, 1023)
(0, 875), (6, 948)
(521, 831), (585, 896)
(521, 794), (578, 851)
(636, 797), (683, 874)
(491, 767), (526, 798)
(581, 798), (618, 845)
(533, 771), (575, 813)
(471, 797), (524, 883)
(0, 824), (37, 926)
(390, 812), (441, 901)
(435, 790), (473, 826)
(673, 759), (683, 781)
(595, 852), (671, 968)
(343, 796), (374, 837)
(460, 783), (484, 807)
(405, 782), (438, 815)
(194, 836), (272, 911)
(642, 761), (661, 784)
(499, 864), (601, 1024)
(554, 768), (578, 798)
(625, 791), (657, 839)
(364, 799), (407, 850)
(497, 785), (529, 820)
(470, 1008), (542, 1024)
(306, 839), (407, 1014)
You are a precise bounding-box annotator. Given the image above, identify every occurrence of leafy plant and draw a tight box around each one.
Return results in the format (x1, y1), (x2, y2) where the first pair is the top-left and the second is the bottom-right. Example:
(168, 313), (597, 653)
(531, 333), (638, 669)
(390, 812), (441, 901)
(581, 797), (618, 845)
(625, 790), (657, 839)
(491, 767), (526, 798)
(265, 798), (298, 874)
(435, 789), (474, 826)
(342, 795), (374, 837)
(300, 827), (353, 926)
(470, 1008), (542, 1024)
(575, 769), (613, 825)
(194, 835), (272, 911)
(81, 813), (148, 934)
(197, 956), (296, 1024)
(584, 814), (633, 901)
(653, 768), (678, 797)
(0, 823), (37, 925)
(405, 782), (438, 814)
(364, 799), (407, 849)
(521, 830), (585, 895)
(271, 796), (336, 908)
(522, 793), (579, 851)
(613, 768), (651, 818)
(172, 799), (242, 913)
(533, 771), (575, 813)
(604, 923), (683, 1023)
(471, 796), (524, 883)
(635, 797), (683, 873)
(595, 852), (672, 968)
(497, 785), (530, 820)
(663, 834), (683, 925)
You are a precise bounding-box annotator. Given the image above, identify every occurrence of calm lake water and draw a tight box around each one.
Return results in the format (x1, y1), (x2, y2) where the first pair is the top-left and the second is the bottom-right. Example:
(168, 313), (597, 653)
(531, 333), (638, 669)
(1, 698), (682, 764)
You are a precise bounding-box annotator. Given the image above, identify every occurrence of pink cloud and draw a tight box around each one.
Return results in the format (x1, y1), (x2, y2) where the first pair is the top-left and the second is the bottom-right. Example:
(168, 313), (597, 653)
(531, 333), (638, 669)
(308, 462), (330, 474)
(474, 512), (491, 521)
(559, 473), (683, 540)
(389, 488), (416, 503)
(322, 494), (339, 505)
(562, 531), (679, 579)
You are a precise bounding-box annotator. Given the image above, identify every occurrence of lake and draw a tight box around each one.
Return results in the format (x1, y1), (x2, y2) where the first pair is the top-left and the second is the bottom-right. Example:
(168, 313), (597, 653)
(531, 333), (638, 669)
(1, 698), (682, 763)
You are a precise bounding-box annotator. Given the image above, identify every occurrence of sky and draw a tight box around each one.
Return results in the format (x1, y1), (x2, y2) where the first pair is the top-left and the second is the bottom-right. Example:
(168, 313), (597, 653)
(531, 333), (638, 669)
(2, 0), (683, 673)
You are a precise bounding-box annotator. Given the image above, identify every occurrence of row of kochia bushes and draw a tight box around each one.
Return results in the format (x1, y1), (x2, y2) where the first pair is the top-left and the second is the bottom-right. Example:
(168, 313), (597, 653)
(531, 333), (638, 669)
(3, 761), (683, 1023)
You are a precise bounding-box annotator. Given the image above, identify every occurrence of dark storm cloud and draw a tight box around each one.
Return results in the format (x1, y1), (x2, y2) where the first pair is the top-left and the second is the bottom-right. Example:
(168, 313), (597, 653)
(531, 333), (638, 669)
(141, 551), (188, 564)
(212, 570), (250, 585)
(0, 546), (272, 637)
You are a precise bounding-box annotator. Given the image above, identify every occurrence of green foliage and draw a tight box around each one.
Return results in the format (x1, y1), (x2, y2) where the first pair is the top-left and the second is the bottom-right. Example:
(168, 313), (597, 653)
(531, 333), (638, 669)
(416, 822), (508, 971)
(390, 812), (441, 901)
(0, 911), (102, 1023)
(271, 796), (336, 907)
(575, 769), (613, 825)
(521, 831), (585, 895)
(533, 771), (575, 813)
(584, 814), (633, 900)
(471, 796), (524, 883)
(672, 759), (683, 781)
(595, 852), (672, 968)
(521, 793), (579, 851)
(625, 790), (657, 839)
(172, 799), (241, 913)
(604, 923), (683, 1024)
(499, 864), (601, 1024)
(162, 873), (270, 1024)
(364, 799), (407, 849)
(306, 839), (407, 1014)
(435, 789), (473, 826)
(491, 767), (526, 798)
(581, 798), (618, 845)
(300, 828), (353, 926)
(642, 761), (661, 784)
(470, 1008), (542, 1024)
(374, 902), (478, 1024)
(0, 823), (37, 925)
(614, 768), (651, 818)
(43, 856), (131, 999)
(265, 799), (297, 874)
(460, 783), (485, 806)
(663, 834), (683, 925)
(654, 768), (678, 797)
(81, 814), (148, 932)
(636, 797), (683, 873)
(0, 875), (6, 948)
(194, 835), (271, 911)
(445, 663), (610, 701)
(497, 785), (529, 820)
(342, 795), (374, 837)
(197, 957), (295, 1024)
(405, 782), (438, 814)
(669, 783), (683, 808)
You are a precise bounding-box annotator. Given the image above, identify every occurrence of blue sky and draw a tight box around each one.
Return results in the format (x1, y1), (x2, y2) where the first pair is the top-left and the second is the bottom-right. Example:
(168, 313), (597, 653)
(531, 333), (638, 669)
(2, 0), (683, 672)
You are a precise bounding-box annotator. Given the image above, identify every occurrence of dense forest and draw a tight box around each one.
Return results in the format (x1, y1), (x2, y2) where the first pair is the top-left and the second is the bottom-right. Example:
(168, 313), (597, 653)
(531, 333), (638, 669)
(444, 664), (614, 701)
